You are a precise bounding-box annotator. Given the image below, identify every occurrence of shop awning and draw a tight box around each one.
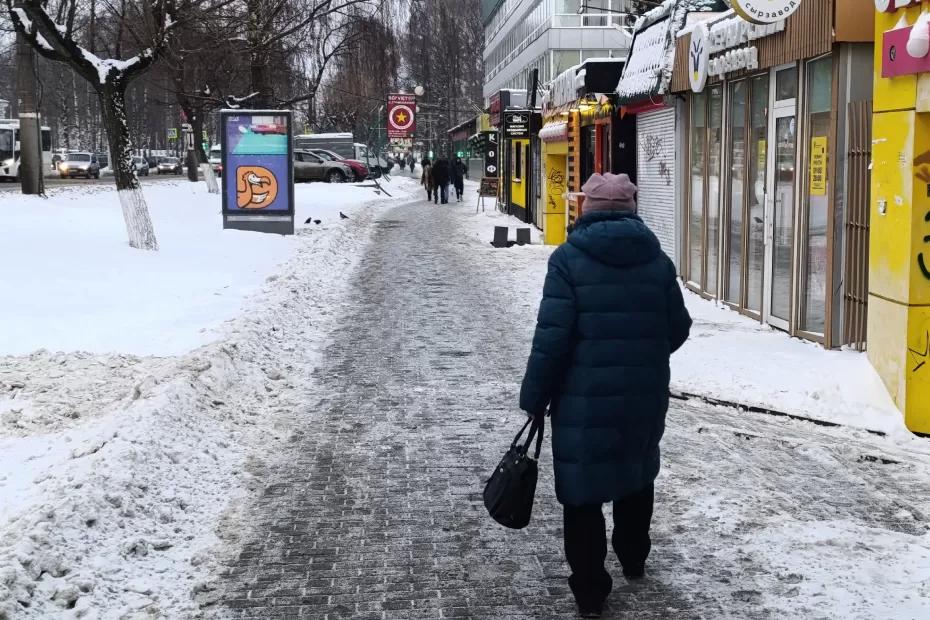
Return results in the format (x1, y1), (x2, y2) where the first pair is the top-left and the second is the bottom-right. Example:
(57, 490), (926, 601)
(539, 121), (568, 143)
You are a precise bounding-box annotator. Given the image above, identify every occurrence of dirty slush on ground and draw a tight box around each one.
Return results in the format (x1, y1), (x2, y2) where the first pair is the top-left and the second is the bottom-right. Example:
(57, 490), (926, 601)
(206, 197), (930, 619)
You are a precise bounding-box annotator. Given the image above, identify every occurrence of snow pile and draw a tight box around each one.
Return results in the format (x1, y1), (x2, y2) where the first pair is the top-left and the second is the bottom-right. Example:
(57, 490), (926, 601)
(0, 180), (396, 356)
(0, 175), (421, 618)
(672, 293), (908, 437)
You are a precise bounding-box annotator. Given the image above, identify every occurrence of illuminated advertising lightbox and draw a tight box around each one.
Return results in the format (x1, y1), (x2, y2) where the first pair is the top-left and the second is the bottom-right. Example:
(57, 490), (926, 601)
(221, 110), (294, 235)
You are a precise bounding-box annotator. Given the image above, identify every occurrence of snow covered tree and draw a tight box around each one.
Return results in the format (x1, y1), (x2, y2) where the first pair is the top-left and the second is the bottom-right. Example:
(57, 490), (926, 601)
(4, 0), (175, 250)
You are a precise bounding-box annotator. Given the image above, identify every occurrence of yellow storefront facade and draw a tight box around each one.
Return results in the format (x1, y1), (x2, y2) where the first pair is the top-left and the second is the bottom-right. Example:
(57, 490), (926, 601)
(869, 1), (930, 433)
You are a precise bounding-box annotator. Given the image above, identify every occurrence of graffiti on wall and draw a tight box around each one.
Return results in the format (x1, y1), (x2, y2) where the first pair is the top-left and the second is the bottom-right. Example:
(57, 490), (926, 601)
(640, 132), (672, 186)
(914, 149), (930, 280)
(547, 166), (565, 212)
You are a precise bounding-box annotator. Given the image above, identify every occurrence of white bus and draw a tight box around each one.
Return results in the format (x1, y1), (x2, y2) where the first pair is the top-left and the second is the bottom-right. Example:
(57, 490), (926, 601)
(0, 119), (53, 180)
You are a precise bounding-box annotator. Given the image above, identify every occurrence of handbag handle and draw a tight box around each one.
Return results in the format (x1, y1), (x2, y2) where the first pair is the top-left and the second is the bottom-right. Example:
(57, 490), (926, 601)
(511, 416), (545, 460)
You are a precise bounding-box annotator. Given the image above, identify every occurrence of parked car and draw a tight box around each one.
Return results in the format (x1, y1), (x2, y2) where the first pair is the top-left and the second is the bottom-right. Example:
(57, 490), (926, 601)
(96, 153), (109, 170)
(156, 156), (183, 175)
(145, 155), (161, 169)
(208, 147), (222, 177)
(308, 148), (369, 181)
(58, 152), (100, 179)
(132, 156), (150, 176)
(293, 149), (351, 183)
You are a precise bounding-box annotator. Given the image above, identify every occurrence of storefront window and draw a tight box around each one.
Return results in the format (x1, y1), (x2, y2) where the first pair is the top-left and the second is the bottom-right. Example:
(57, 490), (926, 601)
(775, 66), (797, 101)
(726, 81), (748, 305)
(581, 125), (596, 182)
(706, 85), (723, 296)
(747, 75), (769, 314)
(800, 56), (832, 334)
(771, 114), (796, 323)
(689, 92), (706, 285)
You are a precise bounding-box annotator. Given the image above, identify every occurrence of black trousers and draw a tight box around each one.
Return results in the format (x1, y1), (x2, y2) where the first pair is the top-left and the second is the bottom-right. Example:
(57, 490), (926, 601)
(562, 484), (654, 607)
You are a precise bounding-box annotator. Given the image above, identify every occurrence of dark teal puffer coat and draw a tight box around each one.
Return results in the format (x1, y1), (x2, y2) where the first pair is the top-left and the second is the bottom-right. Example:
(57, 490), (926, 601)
(519, 210), (692, 507)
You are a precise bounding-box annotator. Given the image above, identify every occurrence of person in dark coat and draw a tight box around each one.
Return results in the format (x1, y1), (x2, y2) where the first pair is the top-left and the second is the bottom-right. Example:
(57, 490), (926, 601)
(451, 157), (466, 202)
(431, 158), (451, 204)
(420, 158), (434, 200)
(519, 172), (691, 618)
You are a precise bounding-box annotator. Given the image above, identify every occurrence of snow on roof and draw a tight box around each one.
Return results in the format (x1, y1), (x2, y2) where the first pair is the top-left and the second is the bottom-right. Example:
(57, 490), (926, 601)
(617, 0), (727, 105)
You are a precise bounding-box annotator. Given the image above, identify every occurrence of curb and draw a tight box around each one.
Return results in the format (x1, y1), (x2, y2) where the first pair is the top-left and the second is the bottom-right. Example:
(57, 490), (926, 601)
(669, 390), (888, 437)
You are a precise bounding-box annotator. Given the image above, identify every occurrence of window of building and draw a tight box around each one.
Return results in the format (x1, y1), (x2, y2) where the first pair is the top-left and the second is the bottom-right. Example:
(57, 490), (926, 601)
(706, 85), (723, 296)
(799, 55), (832, 335)
(689, 92), (706, 286)
(581, 124), (596, 183)
(553, 50), (581, 77)
(726, 80), (748, 306)
(747, 75), (769, 314)
(514, 143), (523, 180)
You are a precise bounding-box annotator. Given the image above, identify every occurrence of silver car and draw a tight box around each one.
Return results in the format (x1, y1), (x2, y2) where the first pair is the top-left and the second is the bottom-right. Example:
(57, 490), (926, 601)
(132, 156), (150, 176)
(293, 150), (351, 183)
(58, 152), (100, 179)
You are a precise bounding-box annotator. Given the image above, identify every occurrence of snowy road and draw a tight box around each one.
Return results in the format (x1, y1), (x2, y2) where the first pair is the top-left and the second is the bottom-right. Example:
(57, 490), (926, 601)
(209, 194), (930, 619)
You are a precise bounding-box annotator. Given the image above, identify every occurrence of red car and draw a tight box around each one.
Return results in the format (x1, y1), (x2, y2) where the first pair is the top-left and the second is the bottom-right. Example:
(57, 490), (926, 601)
(251, 123), (287, 135)
(309, 149), (369, 181)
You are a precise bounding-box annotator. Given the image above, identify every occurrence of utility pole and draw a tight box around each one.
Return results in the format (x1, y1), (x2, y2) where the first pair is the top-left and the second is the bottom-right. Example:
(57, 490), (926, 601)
(15, 31), (44, 195)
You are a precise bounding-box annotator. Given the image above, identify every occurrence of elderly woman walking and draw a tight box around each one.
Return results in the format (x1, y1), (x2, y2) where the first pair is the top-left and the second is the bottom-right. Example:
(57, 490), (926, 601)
(519, 172), (692, 618)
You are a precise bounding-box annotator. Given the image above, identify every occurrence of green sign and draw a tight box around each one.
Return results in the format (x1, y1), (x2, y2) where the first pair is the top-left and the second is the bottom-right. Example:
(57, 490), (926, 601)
(202, 131), (208, 141)
(167, 128), (178, 140)
(457, 151), (464, 158)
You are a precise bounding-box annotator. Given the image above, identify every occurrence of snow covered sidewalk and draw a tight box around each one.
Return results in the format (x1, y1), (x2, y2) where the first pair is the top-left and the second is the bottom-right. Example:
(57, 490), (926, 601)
(0, 174), (421, 618)
(672, 295), (910, 439)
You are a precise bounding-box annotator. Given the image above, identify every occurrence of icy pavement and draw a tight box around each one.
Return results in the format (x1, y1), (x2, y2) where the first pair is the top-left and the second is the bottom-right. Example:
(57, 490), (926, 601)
(205, 188), (930, 619)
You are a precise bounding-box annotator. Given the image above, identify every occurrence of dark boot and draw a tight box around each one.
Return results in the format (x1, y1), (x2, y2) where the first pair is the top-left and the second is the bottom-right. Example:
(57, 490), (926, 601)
(611, 484), (654, 579)
(564, 504), (612, 613)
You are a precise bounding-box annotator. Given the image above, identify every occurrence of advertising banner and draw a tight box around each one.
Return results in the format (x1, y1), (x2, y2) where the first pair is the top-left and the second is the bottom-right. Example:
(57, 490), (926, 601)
(504, 110), (531, 140)
(387, 93), (417, 139)
(221, 110), (294, 235)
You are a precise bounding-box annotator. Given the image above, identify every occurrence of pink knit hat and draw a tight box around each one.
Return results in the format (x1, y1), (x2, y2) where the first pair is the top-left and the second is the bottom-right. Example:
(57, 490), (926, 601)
(581, 173), (637, 212)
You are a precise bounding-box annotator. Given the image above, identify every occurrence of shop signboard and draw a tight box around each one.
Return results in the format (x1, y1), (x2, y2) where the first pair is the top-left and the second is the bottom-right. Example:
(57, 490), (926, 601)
(220, 110), (294, 235)
(875, 0), (920, 11)
(547, 66), (579, 110)
(504, 110), (531, 139)
(881, 23), (930, 78)
(810, 136), (827, 196)
(484, 131), (499, 176)
(479, 177), (500, 197)
(387, 93), (416, 139)
(167, 128), (178, 140)
(688, 12), (785, 90)
(729, 0), (800, 24)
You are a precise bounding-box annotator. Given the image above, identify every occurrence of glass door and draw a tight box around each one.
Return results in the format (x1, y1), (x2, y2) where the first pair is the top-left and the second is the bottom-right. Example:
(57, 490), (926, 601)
(763, 65), (798, 331)
(765, 109), (797, 330)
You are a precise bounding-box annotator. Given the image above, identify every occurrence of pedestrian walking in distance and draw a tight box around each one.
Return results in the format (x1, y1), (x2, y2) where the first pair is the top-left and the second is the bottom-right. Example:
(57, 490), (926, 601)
(452, 156), (466, 202)
(519, 172), (692, 618)
(420, 158), (434, 201)
(431, 157), (452, 204)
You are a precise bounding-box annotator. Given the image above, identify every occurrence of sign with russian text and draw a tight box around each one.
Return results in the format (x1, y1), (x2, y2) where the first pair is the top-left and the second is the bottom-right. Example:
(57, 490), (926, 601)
(485, 131), (499, 176)
(387, 93), (416, 139)
(479, 177), (500, 198)
(729, 0), (800, 24)
(504, 110), (531, 139)
(810, 136), (827, 196)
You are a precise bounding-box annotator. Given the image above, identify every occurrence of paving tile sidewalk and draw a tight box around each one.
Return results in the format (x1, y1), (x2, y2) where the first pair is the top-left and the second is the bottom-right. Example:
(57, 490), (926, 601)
(209, 197), (930, 619)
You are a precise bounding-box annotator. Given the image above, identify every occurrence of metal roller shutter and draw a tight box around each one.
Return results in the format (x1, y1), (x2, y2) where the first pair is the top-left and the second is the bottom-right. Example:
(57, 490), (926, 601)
(636, 107), (677, 265)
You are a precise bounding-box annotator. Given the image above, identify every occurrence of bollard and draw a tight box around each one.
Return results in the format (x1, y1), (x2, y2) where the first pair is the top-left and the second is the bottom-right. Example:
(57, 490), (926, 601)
(492, 226), (509, 248)
(516, 228), (531, 246)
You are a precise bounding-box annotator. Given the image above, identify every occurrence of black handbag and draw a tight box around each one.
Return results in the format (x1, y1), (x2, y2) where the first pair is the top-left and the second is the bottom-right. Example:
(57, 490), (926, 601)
(483, 415), (545, 530)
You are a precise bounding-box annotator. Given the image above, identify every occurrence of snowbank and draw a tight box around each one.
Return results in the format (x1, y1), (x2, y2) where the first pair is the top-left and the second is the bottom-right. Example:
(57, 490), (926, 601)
(0, 179), (396, 356)
(0, 175), (421, 618)
(672, 293), (908, 438)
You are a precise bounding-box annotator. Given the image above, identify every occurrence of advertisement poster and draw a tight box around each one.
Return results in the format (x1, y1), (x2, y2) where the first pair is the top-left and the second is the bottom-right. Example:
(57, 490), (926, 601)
(222, 112), (293, 214)
(387, 93), (416, 139)
(810, 136), (827, 196)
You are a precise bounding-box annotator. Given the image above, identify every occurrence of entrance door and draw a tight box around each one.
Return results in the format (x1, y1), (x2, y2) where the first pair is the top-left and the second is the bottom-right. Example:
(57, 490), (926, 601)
(763, 65), (798, 331)
(764, 107), (797, 330)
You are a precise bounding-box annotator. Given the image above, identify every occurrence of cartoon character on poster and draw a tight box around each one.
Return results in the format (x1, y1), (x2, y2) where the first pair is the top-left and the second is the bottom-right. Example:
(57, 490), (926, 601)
(236, 166), (279, 208)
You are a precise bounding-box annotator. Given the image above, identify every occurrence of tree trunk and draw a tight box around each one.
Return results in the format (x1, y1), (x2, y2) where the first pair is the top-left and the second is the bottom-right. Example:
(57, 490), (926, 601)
(15, 33), (43, 195)
(99, 83), (159, 251)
